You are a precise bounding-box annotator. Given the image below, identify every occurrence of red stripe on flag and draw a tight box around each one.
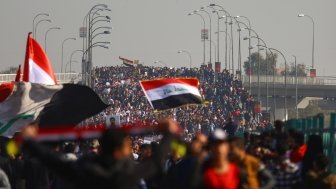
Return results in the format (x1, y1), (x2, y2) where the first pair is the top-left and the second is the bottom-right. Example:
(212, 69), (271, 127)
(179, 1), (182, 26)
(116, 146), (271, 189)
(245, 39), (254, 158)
(140, 78), (199, 91)
(0, 82), (14, 103)
(23, 33), (57, 84)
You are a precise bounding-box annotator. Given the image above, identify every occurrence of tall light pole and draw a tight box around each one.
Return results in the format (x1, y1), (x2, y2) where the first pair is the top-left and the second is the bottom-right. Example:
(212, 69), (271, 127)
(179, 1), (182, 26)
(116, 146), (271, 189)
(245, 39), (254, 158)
(178, 50), (192, 69)
(35, 19), (51, 42)
(195, 8), (212, 65)
(188, 12), (206, 66)
(44, 27), (61, 53)
(293, 55), (298, 119)
(243, 27), (261, 110)
(209, 4), (230, 70)
(207, 6), (220, 63)
(70, 50), (84, 73)
(32, 13), (49, 38)
(267, 47), (288, 121)
(61, 37), (76, 73)
(66, 60), (79, 73)
(236, 20), (252, 93)
(298, 14), (315, 70)
(205, 39), (217, 67)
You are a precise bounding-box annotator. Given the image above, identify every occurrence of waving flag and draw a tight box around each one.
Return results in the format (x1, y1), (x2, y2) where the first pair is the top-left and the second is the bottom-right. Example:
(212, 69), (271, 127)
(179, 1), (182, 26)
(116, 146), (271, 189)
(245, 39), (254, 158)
(140, 78), (202, 110)
(119, 56), (138, 67)
(0, 82), (108, 137)
(23, 33), (57, 85)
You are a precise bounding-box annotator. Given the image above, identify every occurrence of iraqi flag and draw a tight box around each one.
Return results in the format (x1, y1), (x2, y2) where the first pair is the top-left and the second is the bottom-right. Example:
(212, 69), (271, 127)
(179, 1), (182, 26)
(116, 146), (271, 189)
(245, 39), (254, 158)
(23, 33), (57, 85)
(119, 56), (137, 67)
(0, 82), (108, 137)
(139, 78), (203, 110)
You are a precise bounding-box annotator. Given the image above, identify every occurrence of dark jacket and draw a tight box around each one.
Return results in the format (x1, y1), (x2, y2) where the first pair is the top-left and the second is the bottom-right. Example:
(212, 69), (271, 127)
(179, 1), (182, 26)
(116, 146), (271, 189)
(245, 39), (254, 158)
(23, 133), (173, 189)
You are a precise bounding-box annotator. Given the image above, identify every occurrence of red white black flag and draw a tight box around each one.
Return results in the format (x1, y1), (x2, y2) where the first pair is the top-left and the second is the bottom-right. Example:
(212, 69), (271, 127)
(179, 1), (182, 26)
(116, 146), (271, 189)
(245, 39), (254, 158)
(139, 78), (202, 110)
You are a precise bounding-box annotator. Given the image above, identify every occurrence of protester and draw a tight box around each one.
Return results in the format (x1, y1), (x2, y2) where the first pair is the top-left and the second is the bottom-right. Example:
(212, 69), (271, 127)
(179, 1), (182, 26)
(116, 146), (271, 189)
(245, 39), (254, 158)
(203, 129), (240, 189)
(230, 137), (276, 189)
(300, 154), (336, 189)
(21, 119), (180, 189)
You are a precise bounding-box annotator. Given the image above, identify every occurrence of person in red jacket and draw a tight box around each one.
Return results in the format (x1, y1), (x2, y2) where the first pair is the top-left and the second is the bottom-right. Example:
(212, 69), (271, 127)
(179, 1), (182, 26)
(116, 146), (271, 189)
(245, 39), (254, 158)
(203, 129), (240, 189)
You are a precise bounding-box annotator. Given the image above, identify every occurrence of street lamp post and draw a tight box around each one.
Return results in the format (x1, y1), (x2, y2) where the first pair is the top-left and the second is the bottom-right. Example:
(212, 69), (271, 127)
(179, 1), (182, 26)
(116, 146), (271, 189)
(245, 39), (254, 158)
(35, 19), (51, 42)
(32, 13), (49, 38)
(236, 20), (252, 93)
(66, 60), (79, 73)
(298, 14), (315, 69)
(70, 50), (84, 73)
(178, 50), (192, 69)
(205, 39), (217, 66)
(188, 12), (206, 66)
(268, 47), (287, 121)
(207, 6), (220, 63)
(196, 8), (212, 65)
(209, 4), (230, 70)
(293, 55), (298, 119)
(61, 37), (76, 73)
(44, 27), (61, 53)
(243, 27), (261, 109)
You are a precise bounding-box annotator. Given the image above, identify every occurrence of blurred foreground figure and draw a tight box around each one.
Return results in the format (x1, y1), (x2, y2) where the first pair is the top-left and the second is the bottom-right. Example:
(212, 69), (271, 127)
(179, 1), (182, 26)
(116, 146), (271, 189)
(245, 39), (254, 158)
(21, 120), (179, 189)
(0, 168), (10, 189)
(203, 129), (240, 189)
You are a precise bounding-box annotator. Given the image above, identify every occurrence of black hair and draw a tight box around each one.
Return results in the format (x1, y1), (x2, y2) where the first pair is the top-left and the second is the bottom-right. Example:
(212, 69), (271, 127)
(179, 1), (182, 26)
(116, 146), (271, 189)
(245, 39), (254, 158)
(64, 143), (76, 153)
(290, 131), (305, 146)
(99, 129), (128, 155)
(274, 120), (284, 130)
(229, 137), (245, 150)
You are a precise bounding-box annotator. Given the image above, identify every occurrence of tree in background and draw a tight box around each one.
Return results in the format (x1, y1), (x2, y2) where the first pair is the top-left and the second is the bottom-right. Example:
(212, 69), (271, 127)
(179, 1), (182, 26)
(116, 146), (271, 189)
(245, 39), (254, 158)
(243, 52), (277, 76)
(244, 52), (307, 77)
(287, 63), (307, 77)
(0, 66), (17, 74)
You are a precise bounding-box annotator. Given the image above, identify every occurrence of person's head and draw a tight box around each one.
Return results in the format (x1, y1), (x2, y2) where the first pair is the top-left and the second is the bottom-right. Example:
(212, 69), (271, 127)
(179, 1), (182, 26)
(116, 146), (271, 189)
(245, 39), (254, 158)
(139, 144), (152, 159)
(63, 142), (76, 154)
(110, 117), (116, 127)
(190, 133), (208, 156)
(274, 120), (284, 133)
(229, 137), (246, 159)
(99, 129), (132, 159)
(288, 131), (304, 149)
(209, 129), (230, 160)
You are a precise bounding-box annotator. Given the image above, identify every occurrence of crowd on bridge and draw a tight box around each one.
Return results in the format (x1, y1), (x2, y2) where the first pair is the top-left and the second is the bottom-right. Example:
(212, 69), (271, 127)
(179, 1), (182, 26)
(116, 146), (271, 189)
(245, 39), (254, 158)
(0, 65), (335, 189)
(87, 65), (267, 138)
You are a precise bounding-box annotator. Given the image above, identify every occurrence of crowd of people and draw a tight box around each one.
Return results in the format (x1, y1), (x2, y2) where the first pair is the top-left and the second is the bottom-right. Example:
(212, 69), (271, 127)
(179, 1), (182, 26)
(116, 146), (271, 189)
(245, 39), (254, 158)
(88, 65), (262, 139)
(0, 64), (334, 189)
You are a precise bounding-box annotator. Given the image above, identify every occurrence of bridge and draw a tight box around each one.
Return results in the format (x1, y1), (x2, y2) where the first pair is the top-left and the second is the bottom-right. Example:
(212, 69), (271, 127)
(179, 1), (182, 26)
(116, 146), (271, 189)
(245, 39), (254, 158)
(0, 73), (82, 84)
(2, 73), (336, 120)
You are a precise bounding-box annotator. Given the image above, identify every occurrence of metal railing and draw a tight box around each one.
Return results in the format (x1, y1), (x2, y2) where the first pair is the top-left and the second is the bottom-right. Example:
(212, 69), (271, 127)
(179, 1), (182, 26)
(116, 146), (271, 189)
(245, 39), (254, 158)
(0, 73), (82, 84)
(241, 75), (336, 85)
(287, 113), (336, 172)
(2, 73), (336, 86)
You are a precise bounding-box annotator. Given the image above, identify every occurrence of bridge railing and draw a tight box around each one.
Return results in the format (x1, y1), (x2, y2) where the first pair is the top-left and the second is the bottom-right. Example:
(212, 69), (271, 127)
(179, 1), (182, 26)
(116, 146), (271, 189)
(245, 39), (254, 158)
(287, 113), (336, 172)
(0, 73), (82, 84)
(241, 75), (336, 85)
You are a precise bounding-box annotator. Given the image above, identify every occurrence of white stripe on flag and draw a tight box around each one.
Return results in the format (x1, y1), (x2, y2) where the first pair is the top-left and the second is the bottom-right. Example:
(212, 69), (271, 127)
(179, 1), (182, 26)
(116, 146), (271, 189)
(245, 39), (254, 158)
(144, 83), (201, 101)
(29, 59), (56, 85)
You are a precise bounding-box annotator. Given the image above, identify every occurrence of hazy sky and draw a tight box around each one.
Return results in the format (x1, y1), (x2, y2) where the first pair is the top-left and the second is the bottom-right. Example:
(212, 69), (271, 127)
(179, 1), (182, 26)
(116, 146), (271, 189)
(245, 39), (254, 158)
(0, 0), (335, 76)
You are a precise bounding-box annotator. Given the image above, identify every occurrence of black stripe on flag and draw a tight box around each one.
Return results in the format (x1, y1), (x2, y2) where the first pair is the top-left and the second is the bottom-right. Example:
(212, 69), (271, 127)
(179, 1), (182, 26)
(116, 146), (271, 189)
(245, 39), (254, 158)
(151, 93), (202, 110)
(37, 84), (108, 127)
